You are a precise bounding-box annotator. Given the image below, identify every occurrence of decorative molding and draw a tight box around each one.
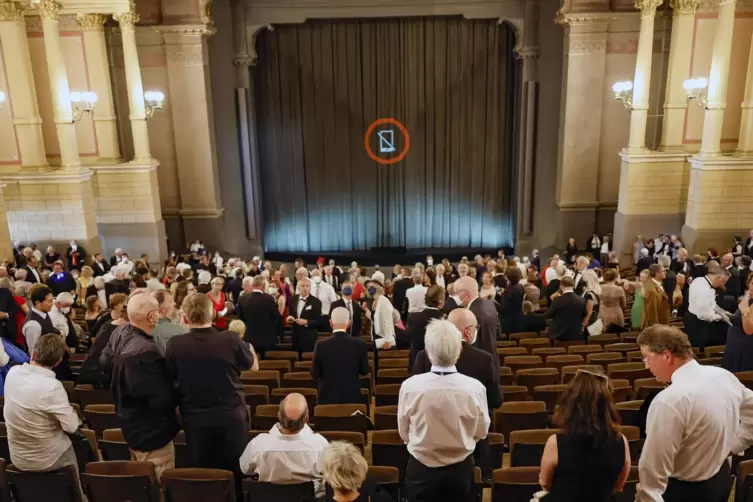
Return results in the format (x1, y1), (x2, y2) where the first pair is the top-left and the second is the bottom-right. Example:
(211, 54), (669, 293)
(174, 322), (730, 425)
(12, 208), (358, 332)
(619, 150), (690, 163)
(689, 155), (753, 170)
(557, 13), (615, 25)
(635, 0), (662, 15)
(557, 201), (619, 211)
(114, 9), (139, 30)
(199, 0), (214, 26)
(233, 55), (255, 67)
(76, 13), (107, 31)
(698, 0), (753, 11)
(0, 2), (26, 22)
(162, 207), (225, 219)
(1, 168), (94, 184)
(38, 0), (61, 21)
(165, 48), (205, 66)
(670, 0), (701, 14)
(515, 47), (540, 59)
(155, 24), (216, 36)
(566, 39), (607, 54)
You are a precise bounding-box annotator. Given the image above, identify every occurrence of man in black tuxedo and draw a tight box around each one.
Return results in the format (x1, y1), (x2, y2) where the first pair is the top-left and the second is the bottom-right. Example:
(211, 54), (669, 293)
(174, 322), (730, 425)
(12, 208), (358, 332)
(329, 280), (362, 337)
(721, 253), (742, 299)
(572, 256), (590, 296)
(671, 248), (692, 277)
(238, 275), (283, 358)
(322, 266), (340, 293)
(109, 248), (125, 268)
(105, 265), (131, 304)
(545, 277), (587, 342)
(453, 277), (500, 368)
(391, 267), (413, 321)
(24, 255), (42, 284)
(92, 253), (109, 277)
(658, 255), (677, 304)
(287, 278), (322, 354)
(637, 248), (653, 275)
(310, 307), (369, 405)
(65, 241), (86, 272)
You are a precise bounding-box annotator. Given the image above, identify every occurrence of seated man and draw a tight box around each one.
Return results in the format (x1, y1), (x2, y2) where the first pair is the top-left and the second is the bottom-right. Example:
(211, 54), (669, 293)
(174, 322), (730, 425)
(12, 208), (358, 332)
(4, 334), (83, 495)
(239, 393), (329, 493)
(520, 300), (547, 333)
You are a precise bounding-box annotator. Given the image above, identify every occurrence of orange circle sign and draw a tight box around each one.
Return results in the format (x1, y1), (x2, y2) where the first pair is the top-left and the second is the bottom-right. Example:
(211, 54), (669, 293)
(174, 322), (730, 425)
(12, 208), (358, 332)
(364, 118), (411, 165)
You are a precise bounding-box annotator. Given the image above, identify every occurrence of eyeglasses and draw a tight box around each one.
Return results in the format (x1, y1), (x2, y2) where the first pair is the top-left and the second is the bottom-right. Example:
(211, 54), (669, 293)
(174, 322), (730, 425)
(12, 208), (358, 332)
(575, 369), (608, 380)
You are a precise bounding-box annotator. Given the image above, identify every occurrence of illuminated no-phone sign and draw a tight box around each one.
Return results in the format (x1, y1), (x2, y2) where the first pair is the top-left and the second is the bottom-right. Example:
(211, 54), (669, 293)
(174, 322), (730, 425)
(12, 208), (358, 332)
(364, 118), (410, 165)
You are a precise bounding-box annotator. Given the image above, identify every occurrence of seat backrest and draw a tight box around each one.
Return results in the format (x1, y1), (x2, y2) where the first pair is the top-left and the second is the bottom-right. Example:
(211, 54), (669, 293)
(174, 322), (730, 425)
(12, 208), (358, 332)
(6, 465), (83, 502)
(619, 426), (640, 441)
(270, 388), (317, 410)
(374, 406), (398, 430)
(257, 360), (291, 377)
(509, 429), (554, 467)
(531, 348), (566, 357)
(379, 349), (410, 359)
(314, 404), (367, 417)
(161, 468), (235, 502)
(560, 365), (603, 384)
(242, 479), (315, 502)
(515, 369), (559, 392)
(371, 432), (409, 482)
(494, 403), (549, 438)
(491, 467), (541, 502)
(532, 385), (567, 412)
(568, 345), (603, 355)
(586, 352), (625, 364)
(497, 347), (528, 357)
(75, 387), (114, 408)
(82, 471), (160, 502)
(378, 358), (409, 369)
(519, 338), (551, 352)
(510, 332), (538, 342)
(366, 466), (399, 484)
(319, 432), (365, 454)
(500, 386), (529, 402)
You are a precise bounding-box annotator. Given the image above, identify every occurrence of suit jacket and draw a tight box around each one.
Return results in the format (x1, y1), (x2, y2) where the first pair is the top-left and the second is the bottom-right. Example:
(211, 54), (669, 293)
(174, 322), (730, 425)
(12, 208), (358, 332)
(662, 269), (677, 304)
(671, 259), (692, 277)
(725, 266), (742, 299)
(24, 266), (41, 284)
(391, 277), (413, 314)
(545, 292), (587, 341)
(238, 291), (283, 349)
(92, 260), (109, 277)
(442, 297), (459, 316)
(572, 271), (587, 296)
(311, 331), (369, 405)
(289, 295), (322, 351)
(468, 297), (501, 367)
(741, 268), (751, 293)
(746, 238), (753, 259)
(407, 308), (445, 369)
(642, 280), (670, 328)
(323, 274), (340, 293)
(65, 247), (86, 270)
(105, 279), (130, 304)
(637, 257), (653, 274)
(521, 313), (547, 334)
(109, 255), (122, 267)
(330, 298), (362, 337)
(692, 264), (707, 280)
(413, 342), (502, 411)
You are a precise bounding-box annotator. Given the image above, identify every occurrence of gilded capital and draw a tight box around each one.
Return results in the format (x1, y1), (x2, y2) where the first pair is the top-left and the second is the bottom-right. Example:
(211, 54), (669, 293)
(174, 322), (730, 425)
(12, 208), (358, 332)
(76, 13), (107, 31)
(0, 1), (26, 21)
(670, 0), (700, 14)
(635, 0), (663, 15)
(114, 9), (139, 30)
(38, 0), (61, 21)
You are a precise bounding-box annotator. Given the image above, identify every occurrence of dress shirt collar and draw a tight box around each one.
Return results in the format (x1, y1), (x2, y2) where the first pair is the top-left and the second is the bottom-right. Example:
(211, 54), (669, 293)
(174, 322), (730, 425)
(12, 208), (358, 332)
(31, 307), (48, 319)
(270, 423), (315, 439)
(467, 296), (477, 309)
(652, 278), (663, 289)
(299, 296), (308, 302)
(425, 306), (440, 311)
(670, 359), (699, 383)
(332, 330), (348, 336)
(252, 290), (264, 294)
(22, 363), (55, 379)
(430, 365), (457, 373)
(561, 289), (574, 295)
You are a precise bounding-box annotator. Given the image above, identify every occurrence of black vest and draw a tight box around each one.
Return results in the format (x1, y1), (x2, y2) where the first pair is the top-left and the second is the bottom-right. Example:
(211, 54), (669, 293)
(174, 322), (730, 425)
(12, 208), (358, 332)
(23, 309), (60, 337)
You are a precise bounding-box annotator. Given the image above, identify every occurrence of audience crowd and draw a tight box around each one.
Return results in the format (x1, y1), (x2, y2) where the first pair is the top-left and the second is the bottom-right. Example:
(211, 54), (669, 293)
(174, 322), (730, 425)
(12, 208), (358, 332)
(0, 232), (752, 501)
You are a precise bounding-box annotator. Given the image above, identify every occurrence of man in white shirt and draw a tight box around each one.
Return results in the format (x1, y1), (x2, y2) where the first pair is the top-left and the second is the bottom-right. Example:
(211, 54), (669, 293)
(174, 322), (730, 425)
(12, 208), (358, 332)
(4, 334), (83, 496)
(399, 319), (489, 501)
(322, 265), (339, 292)
(636, 325), (753, 502)
(239, 393), (328, 494)
(434, 264), (446, 289)
(309, 269), (338, 317)
(685, 266), (730, 351)
(405, 270), (428, 315)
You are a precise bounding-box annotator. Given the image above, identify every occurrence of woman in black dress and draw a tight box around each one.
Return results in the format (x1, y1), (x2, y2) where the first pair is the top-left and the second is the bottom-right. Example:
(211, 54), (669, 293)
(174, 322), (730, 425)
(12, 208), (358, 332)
(499, 268), (525, 335)
(408, 285), (445, 371)
(722, 275), (753, 373)
(539, 369), (631, 501)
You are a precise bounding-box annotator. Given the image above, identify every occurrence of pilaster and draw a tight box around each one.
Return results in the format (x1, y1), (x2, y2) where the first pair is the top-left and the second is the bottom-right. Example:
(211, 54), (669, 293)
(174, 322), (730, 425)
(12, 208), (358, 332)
(737, 31), (753, 155)
(0, 1), (47, 168)
(158, 24), (223, 231)
(78, 13), (121, 162)
(0, 184), (14, 263)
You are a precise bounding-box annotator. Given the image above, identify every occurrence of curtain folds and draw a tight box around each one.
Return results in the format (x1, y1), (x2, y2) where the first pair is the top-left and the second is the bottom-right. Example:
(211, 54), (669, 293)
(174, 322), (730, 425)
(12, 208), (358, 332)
(254, 16), (517, 253)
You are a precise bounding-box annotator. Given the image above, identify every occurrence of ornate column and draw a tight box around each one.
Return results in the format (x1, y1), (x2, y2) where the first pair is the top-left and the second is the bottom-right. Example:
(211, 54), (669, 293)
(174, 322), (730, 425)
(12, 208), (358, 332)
(555, 15), (608, 244)
(114, 8), (151, 161)
(39, 0), (80, 167)
(515, 0), (540, 252)
(699, 0), (736, 156)
(77, 14), (120, 162)
(626, 0), (663, 153)
(0, 1), (47, 167)
(659, 0), (700, 151)
(737, 32), (753, 154)
(158, 25), (223, 231)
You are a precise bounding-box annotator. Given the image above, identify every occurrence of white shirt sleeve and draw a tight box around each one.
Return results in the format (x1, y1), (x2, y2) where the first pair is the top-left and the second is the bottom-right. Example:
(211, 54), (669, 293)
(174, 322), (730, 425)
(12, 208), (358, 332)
(0, 340), (9, 367)
(239, 439), (259, 475)
(374, 299), (395, 349)
(474, 388), (490, 442)
(545, 268), (557, 283)
(689, 282), (721, 321)
(397, 386), (410, 443)
(22, 321), (42, 355)
(44, 384), (82, 434)
(636, 400), (685, 502)
(732, 385), (753, 455)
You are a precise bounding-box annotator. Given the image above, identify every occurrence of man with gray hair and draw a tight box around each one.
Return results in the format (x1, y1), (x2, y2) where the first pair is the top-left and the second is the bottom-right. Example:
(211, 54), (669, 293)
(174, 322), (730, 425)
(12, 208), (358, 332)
(240, 393), (329, 492)
(398, 319), (489, 501)
(237, 274), (283, 357)
(452, 276), (500, 367)
(166, 293), (255, 478)
(311, 307), (369, 405)
(105, 264), (130, 304)
(721, 252), (742, 299)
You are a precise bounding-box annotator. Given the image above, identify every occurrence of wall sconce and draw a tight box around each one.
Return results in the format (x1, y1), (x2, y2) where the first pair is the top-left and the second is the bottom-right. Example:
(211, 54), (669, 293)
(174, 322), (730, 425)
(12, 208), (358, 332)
(612, 81), (634, 109)
(69, 91), (97, 122)
(144, 91), (165, 119)
(684, 77), (708, 108)
(0, 91), (6, 105)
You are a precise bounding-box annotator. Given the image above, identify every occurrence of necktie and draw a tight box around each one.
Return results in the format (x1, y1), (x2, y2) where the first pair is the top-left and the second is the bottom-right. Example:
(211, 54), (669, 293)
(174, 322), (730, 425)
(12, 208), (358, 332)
(315, 285), (320, 297)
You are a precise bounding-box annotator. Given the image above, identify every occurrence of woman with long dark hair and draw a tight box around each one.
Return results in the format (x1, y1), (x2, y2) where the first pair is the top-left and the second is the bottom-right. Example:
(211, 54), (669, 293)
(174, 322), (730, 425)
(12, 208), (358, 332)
(539, 369), (631, 501)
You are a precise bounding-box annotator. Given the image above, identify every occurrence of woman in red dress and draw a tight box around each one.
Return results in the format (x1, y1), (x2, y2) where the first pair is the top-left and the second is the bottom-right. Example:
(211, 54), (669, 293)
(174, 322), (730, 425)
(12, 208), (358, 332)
(208, 276), (228, 329)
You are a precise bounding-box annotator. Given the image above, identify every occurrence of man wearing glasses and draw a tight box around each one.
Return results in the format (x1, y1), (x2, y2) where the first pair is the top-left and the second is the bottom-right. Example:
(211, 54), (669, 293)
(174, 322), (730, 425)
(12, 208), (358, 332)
(636, 325), (753, 502)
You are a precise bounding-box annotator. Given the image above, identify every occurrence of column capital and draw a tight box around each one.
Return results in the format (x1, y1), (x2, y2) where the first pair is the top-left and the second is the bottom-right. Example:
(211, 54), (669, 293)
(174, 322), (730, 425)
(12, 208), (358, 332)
(635, 0), (663, 16)
(114, 9), (139, 31)
(670, 0), (701, 14)
(38, 0), (61, 21)
(0, 1), (26, 21)
(76, 13), (107, 31)
(233, 56), (255, 67)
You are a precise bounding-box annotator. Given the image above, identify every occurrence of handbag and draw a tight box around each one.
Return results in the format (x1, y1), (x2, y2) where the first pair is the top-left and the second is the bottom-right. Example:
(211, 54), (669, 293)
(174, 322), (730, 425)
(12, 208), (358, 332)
(587, 319), (604, 337)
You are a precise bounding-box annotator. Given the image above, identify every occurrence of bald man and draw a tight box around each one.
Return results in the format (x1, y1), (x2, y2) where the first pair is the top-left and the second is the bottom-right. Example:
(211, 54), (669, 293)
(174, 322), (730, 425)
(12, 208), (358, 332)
(453, 277), (500, 367)
(240, 393), (329, 492)
(110, 293), (179, 478)
(311, 307), (369, 405)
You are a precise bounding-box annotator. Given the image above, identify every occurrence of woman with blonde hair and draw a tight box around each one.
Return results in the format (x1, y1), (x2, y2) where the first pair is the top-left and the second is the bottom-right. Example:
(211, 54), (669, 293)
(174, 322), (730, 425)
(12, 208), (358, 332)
(76, 266), (95, 306)
(581, 269), (601, 336)
(314, 441), (390, 502)
(539, 369), (630, 501)
(207, 276), (228, 329)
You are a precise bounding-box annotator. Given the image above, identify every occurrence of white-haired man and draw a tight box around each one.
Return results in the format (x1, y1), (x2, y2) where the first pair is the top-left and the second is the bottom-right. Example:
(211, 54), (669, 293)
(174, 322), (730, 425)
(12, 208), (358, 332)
(294, 267), (309, 292)
(572, 256), (590, 295)
(452, 277), (500, 367)
(309, 268), (338, 319)
(398, 319), (489, 501)
(109, 248), (125, 267)
(105, 264), (130, 304)
(288, 277), (322, 354)
(637, 248), (653, 275)
(311, 307), (369, 405)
